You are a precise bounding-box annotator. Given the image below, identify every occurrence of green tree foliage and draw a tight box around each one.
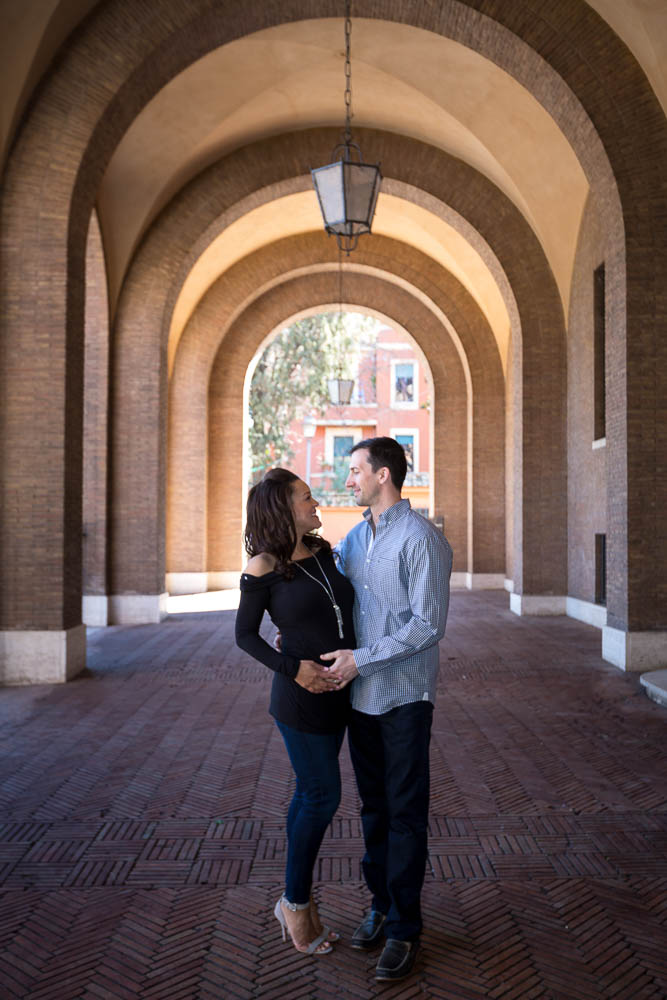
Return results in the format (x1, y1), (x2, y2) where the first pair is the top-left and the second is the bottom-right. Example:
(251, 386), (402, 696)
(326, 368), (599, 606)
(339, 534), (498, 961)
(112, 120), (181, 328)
(248, 313), (354, 482)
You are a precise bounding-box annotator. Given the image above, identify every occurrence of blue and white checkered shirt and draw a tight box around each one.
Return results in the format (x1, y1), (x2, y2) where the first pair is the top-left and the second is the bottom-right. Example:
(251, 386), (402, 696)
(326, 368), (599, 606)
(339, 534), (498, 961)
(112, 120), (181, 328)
(336, 499), (453, 715)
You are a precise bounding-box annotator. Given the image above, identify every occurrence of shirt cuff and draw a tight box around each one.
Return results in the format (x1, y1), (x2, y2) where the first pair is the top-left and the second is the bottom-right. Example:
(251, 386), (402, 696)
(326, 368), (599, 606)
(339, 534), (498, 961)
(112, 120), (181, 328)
(352, 647), (374, 676)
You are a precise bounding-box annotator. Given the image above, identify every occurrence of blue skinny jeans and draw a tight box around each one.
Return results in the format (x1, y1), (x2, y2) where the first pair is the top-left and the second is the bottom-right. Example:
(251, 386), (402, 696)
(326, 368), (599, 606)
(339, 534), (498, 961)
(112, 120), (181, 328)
(275, 721), (345, 904)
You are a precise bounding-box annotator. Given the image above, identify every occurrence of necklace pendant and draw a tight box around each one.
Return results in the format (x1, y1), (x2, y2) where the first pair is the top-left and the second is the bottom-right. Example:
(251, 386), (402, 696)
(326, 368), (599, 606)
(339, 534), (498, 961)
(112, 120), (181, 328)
(333, 603), (344, 639)
(297, 555), (345, 639)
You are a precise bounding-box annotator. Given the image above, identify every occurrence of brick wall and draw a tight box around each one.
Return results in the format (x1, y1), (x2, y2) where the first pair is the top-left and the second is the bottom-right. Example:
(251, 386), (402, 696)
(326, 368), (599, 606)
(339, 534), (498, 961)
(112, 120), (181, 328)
(567, 194), (607, 604)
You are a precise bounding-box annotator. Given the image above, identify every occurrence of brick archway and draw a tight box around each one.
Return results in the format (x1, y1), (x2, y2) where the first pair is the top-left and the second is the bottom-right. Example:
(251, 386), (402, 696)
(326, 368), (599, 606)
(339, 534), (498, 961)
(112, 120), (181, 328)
(205, 270), (468, 581)
(167, 232), (504, 594)
(110, 129), (560, 623)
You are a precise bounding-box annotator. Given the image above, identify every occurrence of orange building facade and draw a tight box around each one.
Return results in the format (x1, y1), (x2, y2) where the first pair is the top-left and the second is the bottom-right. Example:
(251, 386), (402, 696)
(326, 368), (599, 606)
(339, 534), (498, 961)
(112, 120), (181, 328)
(285, 326), (432, 545)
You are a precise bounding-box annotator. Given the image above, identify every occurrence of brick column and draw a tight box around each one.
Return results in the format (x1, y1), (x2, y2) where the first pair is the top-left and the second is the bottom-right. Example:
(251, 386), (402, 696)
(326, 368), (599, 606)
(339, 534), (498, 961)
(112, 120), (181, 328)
(82, 212), (111, 627)
(601, 244), (667, 671)
(166, 337), (210, 595)
(108, 294), (169, 625)
(508, 295), (568, 617)
(0, 161), (86, 684)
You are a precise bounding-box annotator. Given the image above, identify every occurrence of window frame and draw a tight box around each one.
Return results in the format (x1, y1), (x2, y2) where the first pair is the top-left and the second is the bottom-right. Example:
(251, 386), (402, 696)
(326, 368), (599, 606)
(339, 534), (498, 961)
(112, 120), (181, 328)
(390, 359), (419, 409)
(323, 426), (364, 467)
(390, 427), (420, 473)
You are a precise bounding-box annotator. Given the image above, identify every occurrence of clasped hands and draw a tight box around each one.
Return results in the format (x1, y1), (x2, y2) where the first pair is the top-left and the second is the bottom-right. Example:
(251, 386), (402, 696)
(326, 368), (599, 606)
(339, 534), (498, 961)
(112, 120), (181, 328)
(274, 630), (359, 694)
(295, 650), (359, 694)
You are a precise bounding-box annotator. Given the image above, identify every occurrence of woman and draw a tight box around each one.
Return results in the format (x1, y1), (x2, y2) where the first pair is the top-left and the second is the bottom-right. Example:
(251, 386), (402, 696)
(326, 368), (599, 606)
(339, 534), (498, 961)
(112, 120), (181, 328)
(235, 468), (356, 956)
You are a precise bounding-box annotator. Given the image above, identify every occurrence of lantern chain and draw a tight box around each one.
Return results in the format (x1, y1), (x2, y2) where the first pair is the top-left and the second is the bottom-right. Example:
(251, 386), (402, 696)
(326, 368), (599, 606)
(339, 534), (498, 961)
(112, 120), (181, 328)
(344, 0), (352, 147)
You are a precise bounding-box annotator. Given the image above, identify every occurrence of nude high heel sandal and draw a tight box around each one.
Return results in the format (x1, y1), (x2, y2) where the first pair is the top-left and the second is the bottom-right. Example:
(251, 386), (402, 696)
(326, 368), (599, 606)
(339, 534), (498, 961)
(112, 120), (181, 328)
(274, 895), (333, 955)
(310, 896), (340, 943)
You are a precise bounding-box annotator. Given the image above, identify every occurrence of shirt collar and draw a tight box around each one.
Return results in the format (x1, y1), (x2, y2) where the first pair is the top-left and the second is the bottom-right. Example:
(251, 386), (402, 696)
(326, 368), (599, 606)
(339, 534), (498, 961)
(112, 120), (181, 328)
(363, 497), (411, 528)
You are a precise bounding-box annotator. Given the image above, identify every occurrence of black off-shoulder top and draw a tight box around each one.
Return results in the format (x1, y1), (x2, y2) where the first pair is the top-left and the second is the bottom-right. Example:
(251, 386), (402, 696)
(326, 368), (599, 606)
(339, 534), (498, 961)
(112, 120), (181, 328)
(234, 550), (356, 733)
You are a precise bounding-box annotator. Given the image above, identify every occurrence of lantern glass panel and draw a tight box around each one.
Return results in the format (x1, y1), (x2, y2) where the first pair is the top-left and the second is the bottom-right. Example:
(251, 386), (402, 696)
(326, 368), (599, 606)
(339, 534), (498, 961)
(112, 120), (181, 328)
(312, 162), (345, 226)
(344, 162), (381, 227)
(312, 159), (381, 241)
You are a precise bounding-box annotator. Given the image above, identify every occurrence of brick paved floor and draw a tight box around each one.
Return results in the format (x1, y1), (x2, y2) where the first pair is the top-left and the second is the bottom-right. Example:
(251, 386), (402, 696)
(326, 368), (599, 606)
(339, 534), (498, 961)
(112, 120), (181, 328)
(1, 591), (666, 999)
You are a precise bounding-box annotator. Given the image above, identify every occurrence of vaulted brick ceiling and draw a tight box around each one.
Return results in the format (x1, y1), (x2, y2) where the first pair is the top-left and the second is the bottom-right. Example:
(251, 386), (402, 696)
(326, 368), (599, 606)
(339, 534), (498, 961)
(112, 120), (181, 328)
(2, 0), (665, 369)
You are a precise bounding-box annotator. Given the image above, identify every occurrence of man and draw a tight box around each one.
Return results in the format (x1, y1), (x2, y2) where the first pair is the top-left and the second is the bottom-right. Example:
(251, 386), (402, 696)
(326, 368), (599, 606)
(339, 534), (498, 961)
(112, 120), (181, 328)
(321, 437), (452, 982)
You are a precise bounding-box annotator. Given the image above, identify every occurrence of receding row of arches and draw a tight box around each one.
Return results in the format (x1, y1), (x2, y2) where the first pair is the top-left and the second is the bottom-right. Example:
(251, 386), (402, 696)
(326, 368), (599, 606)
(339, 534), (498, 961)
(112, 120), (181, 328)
(1, 0), (665, 683)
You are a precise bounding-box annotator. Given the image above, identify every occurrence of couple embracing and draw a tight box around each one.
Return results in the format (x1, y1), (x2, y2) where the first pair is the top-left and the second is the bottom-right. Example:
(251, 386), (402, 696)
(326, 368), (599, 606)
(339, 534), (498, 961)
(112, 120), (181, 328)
(235, 436), (453, 982)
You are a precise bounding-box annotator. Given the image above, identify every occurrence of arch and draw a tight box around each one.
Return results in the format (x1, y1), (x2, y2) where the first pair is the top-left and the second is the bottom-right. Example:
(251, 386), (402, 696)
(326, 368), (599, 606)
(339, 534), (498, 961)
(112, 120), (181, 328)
(112, 128), (560, 623)
(165, 181), (515, 377)
(167, 232), (505, 591)
(207, 270), (468, 579)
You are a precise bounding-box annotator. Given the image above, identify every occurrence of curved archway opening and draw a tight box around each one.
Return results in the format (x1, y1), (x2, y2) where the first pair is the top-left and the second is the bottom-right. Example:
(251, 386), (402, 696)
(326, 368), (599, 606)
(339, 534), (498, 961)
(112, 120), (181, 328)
(242, 307), (436, 553)
(167, 250), (502, 596)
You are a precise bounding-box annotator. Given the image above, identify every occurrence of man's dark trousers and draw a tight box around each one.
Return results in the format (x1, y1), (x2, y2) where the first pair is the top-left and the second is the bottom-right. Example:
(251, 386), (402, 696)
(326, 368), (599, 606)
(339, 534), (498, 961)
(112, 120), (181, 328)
(348, 699), (433, 942)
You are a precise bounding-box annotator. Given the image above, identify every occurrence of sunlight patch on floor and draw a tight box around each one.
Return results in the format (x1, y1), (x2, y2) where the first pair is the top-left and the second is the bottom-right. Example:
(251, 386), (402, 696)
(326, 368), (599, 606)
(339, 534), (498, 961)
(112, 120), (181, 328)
(166, 589), (241, 613)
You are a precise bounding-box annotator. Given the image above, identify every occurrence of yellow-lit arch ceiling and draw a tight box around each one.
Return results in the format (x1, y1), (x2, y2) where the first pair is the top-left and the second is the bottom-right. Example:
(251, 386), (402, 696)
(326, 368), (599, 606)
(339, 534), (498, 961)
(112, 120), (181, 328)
(99, 18), (589, 325)
(166, 192), (513, 376)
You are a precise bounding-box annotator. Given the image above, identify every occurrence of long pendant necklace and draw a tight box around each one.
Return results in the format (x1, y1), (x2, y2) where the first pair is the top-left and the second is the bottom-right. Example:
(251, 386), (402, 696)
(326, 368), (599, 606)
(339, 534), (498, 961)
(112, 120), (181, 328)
(295, 552), (345, 639)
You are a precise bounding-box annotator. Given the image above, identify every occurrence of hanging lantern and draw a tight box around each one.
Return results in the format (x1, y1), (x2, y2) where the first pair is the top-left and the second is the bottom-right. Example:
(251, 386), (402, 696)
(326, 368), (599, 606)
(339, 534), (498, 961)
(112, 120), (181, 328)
(327, 378), (355, 406)
(311, 1), (381, 255)
(312, 148), (382, 255)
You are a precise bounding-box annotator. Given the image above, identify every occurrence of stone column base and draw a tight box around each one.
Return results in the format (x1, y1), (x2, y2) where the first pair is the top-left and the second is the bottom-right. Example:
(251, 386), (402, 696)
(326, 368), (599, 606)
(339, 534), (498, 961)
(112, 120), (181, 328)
(207, 571), (242, 590)
(466, 573), (506, 590)
(565, 596), (607, 629)
(166, 572), (208, 596)
(82, 594), (109, 627)
(510, 593), (567, 615)
(602, 626), (667, 672)
(0, 625), (86, 685)
(108, 593), (169, 624)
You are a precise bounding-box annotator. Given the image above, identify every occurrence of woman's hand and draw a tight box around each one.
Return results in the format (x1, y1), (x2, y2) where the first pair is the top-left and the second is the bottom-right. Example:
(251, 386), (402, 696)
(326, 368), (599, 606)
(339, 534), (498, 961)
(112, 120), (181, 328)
(295, 659), (341, 693)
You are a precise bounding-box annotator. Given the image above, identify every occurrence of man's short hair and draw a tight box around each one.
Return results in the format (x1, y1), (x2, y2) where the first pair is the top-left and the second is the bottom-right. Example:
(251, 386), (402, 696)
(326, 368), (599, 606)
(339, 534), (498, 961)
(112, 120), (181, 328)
(350, 436), (408, 491)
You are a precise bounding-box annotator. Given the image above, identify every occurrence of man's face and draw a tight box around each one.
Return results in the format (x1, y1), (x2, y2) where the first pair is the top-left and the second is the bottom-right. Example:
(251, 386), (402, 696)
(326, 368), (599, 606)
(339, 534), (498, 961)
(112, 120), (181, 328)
(346, 449), (383, 508)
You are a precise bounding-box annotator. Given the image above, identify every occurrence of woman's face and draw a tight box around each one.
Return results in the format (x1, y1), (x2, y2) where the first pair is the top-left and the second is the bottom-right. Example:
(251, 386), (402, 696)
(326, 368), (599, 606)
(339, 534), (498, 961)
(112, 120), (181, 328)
(290, 479), (321, 536)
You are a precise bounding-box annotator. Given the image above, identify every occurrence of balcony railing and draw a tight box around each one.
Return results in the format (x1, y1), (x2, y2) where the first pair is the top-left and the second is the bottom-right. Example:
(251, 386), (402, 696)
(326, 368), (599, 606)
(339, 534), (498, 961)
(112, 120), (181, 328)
(404, 471), (430, 487)
(318, 490), (356, 507)
(317, 471), (430, 507)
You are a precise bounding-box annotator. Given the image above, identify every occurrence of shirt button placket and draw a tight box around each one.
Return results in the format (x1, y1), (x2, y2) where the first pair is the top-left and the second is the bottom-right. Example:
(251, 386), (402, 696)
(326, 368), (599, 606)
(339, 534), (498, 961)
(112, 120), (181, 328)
(363, 550), (370, 616)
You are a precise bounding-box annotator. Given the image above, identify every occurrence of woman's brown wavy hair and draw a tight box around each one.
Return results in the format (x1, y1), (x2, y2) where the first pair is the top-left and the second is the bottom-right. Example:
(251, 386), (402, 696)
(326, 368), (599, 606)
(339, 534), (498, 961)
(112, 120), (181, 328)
(244, 468), (331, 578)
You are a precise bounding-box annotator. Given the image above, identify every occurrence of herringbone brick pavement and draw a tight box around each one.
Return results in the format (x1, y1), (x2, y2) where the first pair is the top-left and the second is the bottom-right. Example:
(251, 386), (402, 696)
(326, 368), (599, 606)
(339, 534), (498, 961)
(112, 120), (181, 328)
(1, 592), (666, 998)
